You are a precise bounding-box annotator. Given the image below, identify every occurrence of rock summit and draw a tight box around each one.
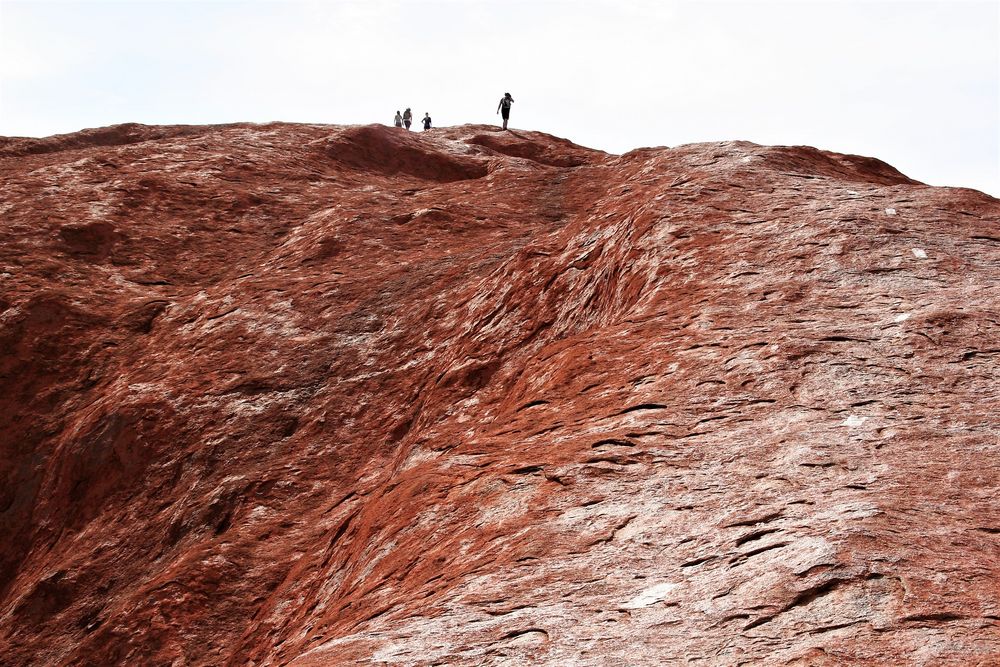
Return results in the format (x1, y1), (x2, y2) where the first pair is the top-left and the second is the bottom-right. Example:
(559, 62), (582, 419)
(1, 122), (999, 665)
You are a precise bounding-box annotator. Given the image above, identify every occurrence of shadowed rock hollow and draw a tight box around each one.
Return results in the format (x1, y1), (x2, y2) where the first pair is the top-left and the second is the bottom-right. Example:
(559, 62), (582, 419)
(1, 122), (999, 666)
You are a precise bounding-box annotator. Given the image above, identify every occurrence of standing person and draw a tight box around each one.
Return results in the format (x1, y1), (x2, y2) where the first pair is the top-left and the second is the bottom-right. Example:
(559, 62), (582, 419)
(394, 111), (403, 128)
(496, 92), (514, 130)
(402, 108), (413, 130)
(422, 113), (432, 131)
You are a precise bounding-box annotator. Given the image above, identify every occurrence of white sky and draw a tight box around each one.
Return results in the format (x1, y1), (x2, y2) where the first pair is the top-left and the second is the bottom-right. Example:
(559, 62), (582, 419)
(1, 0), (997, 195)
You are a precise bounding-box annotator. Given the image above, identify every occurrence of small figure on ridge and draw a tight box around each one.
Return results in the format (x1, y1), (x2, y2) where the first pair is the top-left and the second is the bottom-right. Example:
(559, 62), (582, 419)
(422, 113), (432, 131)
(402, 108), (413, 131)
(394, 110), (403, 128)
(497, 92), (514, 130)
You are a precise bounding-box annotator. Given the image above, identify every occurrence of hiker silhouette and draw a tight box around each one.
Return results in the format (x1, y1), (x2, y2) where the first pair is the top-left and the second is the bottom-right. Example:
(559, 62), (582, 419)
(497, 92), (514, 130)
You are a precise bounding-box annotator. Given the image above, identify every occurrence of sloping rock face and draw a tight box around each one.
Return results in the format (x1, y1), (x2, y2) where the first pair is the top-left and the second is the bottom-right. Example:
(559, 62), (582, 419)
(1, 122), (999, 666)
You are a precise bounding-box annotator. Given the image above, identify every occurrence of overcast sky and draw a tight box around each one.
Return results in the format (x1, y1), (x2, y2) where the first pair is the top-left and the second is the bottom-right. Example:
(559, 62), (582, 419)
(1, 0), (997, 195)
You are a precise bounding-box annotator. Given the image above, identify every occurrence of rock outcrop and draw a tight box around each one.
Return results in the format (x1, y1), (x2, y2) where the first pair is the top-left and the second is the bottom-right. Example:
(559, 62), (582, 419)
(1, 122), (999, 666)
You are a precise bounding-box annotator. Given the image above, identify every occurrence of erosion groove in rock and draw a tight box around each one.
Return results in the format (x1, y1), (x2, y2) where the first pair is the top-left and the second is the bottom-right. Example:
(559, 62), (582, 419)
(1, 121), (999, 666)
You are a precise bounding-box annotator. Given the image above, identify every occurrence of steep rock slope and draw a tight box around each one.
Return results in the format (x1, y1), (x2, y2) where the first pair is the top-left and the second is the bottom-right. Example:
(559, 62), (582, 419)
(1, 122), (999, 666)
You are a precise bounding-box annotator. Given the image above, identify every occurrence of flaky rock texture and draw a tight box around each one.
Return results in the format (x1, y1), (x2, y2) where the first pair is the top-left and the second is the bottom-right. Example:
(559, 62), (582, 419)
(2, 122), (999, 666)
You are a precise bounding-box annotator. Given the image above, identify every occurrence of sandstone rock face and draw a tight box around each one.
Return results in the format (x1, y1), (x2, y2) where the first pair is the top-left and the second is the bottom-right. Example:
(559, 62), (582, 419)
(1, 122), (999, 666)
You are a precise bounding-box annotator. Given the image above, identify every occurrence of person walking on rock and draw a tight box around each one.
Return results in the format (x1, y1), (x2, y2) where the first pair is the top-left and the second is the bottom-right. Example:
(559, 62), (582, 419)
(394, 111), (403, 128)
(402, 108), (413, 130)
(422, 113), (432, 131)
(497, 92), (514, 130)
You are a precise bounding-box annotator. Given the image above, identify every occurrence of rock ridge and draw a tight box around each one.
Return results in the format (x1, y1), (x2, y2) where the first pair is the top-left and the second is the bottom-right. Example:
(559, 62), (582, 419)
(1, 122), (998, 665)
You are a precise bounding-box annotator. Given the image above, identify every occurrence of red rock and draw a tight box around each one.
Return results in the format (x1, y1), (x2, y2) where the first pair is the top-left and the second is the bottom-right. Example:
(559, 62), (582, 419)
(1, 122), (999, 665)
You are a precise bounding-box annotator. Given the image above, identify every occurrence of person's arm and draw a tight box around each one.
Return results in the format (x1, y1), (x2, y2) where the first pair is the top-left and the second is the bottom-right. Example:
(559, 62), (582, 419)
(497, 99), (502, 114)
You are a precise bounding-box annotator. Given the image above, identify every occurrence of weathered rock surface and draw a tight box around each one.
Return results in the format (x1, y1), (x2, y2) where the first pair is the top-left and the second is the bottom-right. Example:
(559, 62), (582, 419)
(1, 121), (999, 666)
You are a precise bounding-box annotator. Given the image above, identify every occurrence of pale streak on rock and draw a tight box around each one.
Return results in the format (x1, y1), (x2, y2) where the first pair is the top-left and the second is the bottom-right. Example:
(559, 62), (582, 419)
(621, 582), (680, 609)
